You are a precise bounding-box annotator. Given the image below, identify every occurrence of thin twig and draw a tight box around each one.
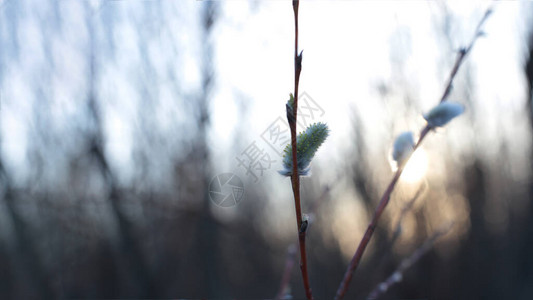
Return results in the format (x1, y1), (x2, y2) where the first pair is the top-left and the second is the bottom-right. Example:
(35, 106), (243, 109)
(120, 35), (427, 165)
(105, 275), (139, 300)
(334, 8), (492, 299)
(288, 0), (313, 299)
(372, 183), (427, 275)
(276, 175), (338, 299)
(439, 8), (492, 103)
(308, 172), (341, 226)
(390, 183), (426, 246)
(367, 222), (455, 300)
(276, 245), (298, 300)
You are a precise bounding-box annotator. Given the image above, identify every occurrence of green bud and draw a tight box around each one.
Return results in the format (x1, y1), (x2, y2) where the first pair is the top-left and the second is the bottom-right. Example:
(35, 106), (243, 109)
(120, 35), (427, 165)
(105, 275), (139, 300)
(279, 122), (329, 177)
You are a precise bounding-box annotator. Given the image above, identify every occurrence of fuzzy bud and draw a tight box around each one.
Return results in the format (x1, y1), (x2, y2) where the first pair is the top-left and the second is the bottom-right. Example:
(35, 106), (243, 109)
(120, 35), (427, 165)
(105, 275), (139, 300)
(423, 102), (464, 128)
(279, 122), (329, 177)
(392, 131), (415, 167)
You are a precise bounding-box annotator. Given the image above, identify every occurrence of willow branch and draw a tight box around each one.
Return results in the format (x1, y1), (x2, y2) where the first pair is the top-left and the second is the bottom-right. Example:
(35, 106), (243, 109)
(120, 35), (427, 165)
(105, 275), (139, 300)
(390, 183), (426, 246)
(288, 0), (313, 299)
(276, 176), (337, 299)
(334, 8), (492, 299)
(367, 222), (454, 300)
(276, 245), (298, 300)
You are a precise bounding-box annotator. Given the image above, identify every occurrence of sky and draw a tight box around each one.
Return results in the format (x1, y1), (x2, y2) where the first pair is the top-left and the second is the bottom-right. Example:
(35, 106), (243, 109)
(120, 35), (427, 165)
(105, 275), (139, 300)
(208, 1), (532, 192)
(1, 0), (533, 257)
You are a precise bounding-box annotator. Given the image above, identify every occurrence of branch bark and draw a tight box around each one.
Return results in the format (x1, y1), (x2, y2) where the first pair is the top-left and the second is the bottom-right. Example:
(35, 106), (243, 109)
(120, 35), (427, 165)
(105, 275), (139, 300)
(334, 8), (492, 299)
(288, 1), (313, 299)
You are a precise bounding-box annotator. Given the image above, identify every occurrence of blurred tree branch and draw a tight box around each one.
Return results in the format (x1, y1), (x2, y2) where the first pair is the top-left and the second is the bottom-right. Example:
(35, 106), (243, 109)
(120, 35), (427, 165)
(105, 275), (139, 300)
(335, 8), (492, 299)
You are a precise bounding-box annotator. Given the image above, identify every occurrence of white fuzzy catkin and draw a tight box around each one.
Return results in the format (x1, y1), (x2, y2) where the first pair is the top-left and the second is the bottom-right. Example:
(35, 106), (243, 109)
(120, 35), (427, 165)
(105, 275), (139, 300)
(424, 102), (465, 128)
(392, 131), (415, 167)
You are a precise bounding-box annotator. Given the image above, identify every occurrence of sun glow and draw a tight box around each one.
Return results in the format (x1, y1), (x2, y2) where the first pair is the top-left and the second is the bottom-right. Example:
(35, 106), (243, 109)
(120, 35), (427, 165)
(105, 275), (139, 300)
(400, 148), (429, 183)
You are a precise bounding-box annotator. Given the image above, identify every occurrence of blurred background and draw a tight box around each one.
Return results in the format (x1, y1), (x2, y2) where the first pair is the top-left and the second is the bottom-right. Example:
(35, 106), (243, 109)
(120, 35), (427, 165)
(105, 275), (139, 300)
(1, 0), (533, 299)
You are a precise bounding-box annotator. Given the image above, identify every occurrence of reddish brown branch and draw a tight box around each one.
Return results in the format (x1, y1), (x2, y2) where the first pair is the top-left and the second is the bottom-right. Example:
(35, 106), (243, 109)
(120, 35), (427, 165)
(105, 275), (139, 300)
(276, 179), (335, 300)
(288, 0), (313, 299)
(334, 120), (432, 298)
(335, 126), (431, 300)
(334, 8), (492, 299)
(440, 8), (492, 103)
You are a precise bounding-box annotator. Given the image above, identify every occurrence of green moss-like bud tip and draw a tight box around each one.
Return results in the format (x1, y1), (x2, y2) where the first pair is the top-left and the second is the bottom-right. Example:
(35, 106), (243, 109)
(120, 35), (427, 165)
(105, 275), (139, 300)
(279, 122), (329, 177)
(287, 94), (295, 110)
